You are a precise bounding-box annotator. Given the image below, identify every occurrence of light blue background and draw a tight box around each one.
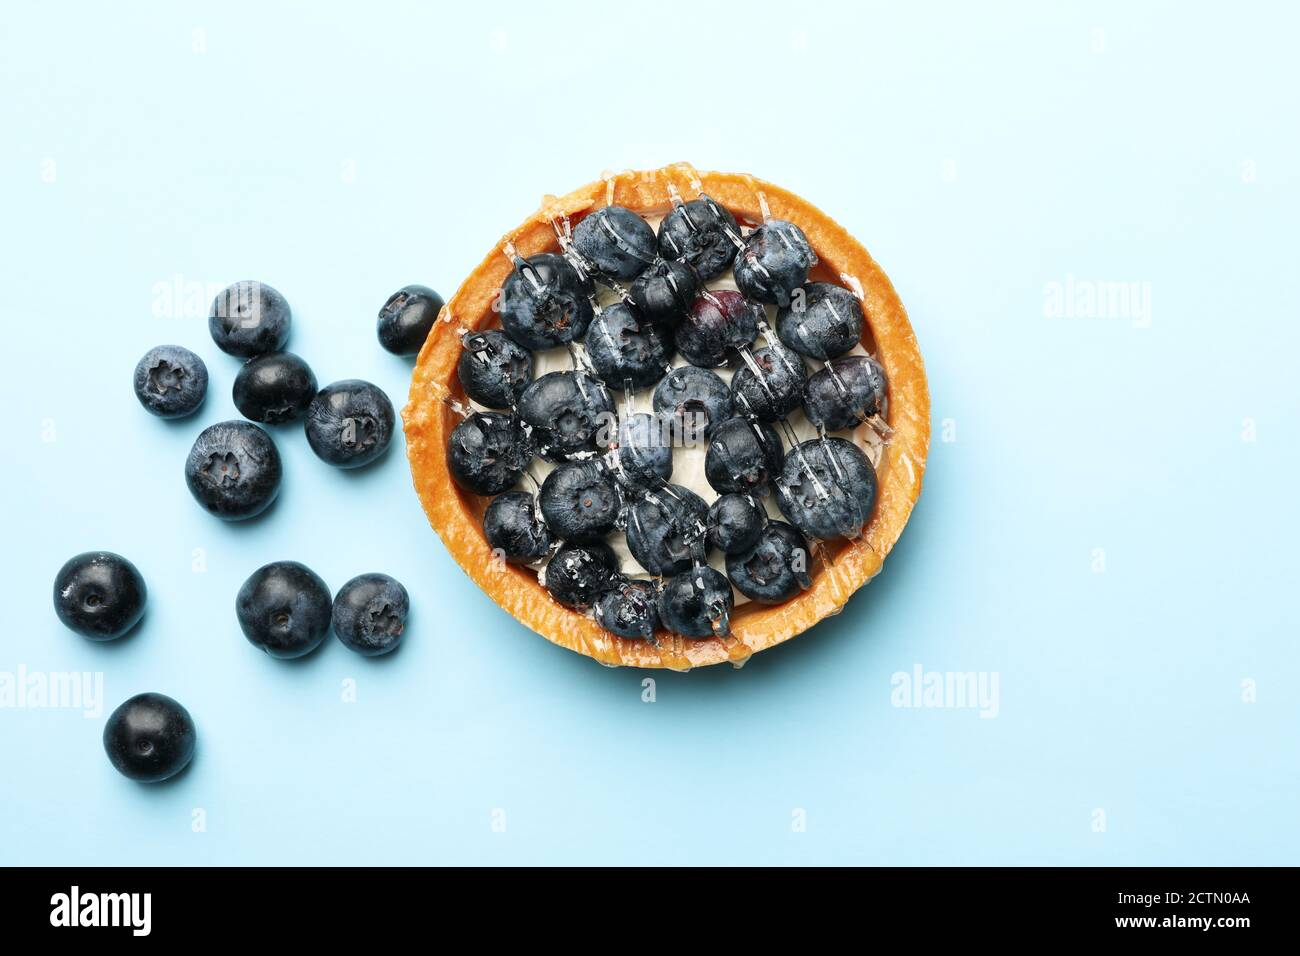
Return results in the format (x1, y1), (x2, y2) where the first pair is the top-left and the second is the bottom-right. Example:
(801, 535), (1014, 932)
(1, 0), (1296, 866)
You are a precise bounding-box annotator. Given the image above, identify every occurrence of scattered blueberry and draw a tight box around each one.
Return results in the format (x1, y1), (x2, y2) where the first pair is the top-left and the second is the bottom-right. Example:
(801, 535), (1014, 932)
(483, 491), (554, 564)
(572, 206), (657, 281)
(500, 253), (594, 350)
(594, 578), (660, 640)
(629, 257), (699, 323)
(543, 540), (619, 610)
(803, 355), (888, 432)
(776, 282), (863, 360)
(132, 345), (208, 419)
(707, 493), (766, 555)
(208, 280), (291, 357)
(725, 520), (811, 604)
(233, 351), (317, 424)
(704, 417), (784, 494)
(733, 220), (816, 306)
(53, 551), (147, 641)
(236, 560), (332, 659)
(332, 573), (409, 656)
(457, 330), (533, 409)
(676, 290), (761, 367)
(517, 371), (615, 462)
(657, 196), (741, 280)
(539, 460), (620, 540)
(377, 284), (445, 356)
(611, 412), (672, 485)
(583, 302), (673, 389)
(731, 342), (807, 422)
(447, 411), (531, 495)
(184, 420), (282, 520)
(658, 565), (734, 638)
(304, 379), (396, 469)
(102, 692), (196, 783)
(775, 437), (878, 540)
(625, 484), (709, 577)
(652, 365), (732, 444)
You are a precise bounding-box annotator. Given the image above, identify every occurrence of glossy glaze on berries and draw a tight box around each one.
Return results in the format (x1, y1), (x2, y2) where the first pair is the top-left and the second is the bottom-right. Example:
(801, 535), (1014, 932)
(733, 220), (816, 306)
(447, 412), (531, 495)
(802, 355), (888, 432)
(457, 330), (533, 409)
(776, 282), (864, 360)
(582, 303), (673, 390)
(657, 197), (741, 280)
(236, 561), (332, 659)
(184, 421), (282, 520)
(658, 565), (733, 638)
(676, 290), (761, 368)
(500, 253), (594, 350)
(610, 412), (673, 486)
(305, 380), (396, 468)
(704, 417), (784, 495)
(483, 491), (554, 564)
(377, 284), (445, 356)
(725, 521), (811, 604)
(332, 573), (409, 656)
(53, 552), (147, 641)
(706, 493), (765, 556)
(652, 366), (733, 443)
(625, 484), (709, 577)
(731, 342), (807, 422)
(629, 257), (699, 323)
(233, 351), (318, 424)
(543, 540), (618, 610)
(573, 206), (657, 280)
(775, 437), (878, 540)
(539, 461), (620, 541)
(208, 280), (291, 357)
(517, 371), (615, 462)
(594, 578), (660, 640)
(133, 345), (208, 419)
(103, 692), (196, 783)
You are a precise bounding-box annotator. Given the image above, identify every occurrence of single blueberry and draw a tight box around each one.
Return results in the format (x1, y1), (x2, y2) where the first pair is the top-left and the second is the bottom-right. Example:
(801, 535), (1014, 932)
(483, 491), (553, 564)
(625, 484), (709, 577)
(707, 494), (766, 555)
(657, 196), (741, 280)
(610, 412), (673, 486)
(775, 437), (878, 540)
(731, 342), (807, 422)
(572, 206), (657, 281)
(594, 578), (660, 640)
(332, 573), (409, 656)
(704, 417), (784, 494)
(629, 257), (699, 323)
(304, 379), (396, 469)
(447, 411), (532, 495)
(583, 302), (673, 390)
(676, 290), (762, 367)
(652, 365), (732, 445)
(500, 253), (594, 350)
(184, 421), (282, 520)
(236, 560), (332, 659)
(232, 351), (318, 424)
(657, 566), (734, 638)
(377, 284), (445, 355)
(776, 282), (863, 360)
(539, 460), (620, 541)
(102, 693), (196, 783)
(456, 330), (533, 409)
(733, 220), (816, 307)
(803, 355), (889, 432)
(208, 280), (291, 358)
(133, 345), (208, 419)
(543, 540), (619, 610)
(53, 551), (147, 641)
(725, 520), (811, 604)
(517, 371), (615, 462)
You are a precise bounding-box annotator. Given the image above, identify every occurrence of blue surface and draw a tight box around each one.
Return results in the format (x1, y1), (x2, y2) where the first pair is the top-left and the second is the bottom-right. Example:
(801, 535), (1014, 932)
(1, 1), (1297, 866)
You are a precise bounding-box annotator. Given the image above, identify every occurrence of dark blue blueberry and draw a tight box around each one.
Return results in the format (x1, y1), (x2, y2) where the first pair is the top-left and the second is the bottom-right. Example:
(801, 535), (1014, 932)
(611, 412), (672, 485)
(725, 520), (811, 604)
(102, 693), (196, 783)
(543, 540), (619, 610)
(377, 284), (445, 355)
(305, 379), (396, 469)
(184, 420), (282, 520)
(332, 573), (409, 656)
(594, 578), (660, 640)
(572, 206), (657, 281)
(133, 345), (208, 419)
(517, 371), (615, 462)
(733, 220), (816, 307)
(657, 196), (741, 280)
(731, 342), (807, 422)
(676, 290), (761, 367)
(776, 437), (878, 540)
(803, 355), (888, 432)
(539, 461), (620, 540)
(583, 302), (673, 390)
(629, 257), (699, 323)
(53, 551), (147, 641)
(447, 411), (531, 495)
(704, 417), (784, 494)
(233, 351), (317, 424)
(208, 280), (291, 357)
(652, 366), (732, 444)
(236, 560), (332, 659)
(500, 253), (594, 350)
(483, 491), (554, 564)
(456, 330), (533, 409)
(657, 566), (734, 638)
(776, 282), (863, 360)
(707, 493), (765, 556)
(625, 484), (709, 577)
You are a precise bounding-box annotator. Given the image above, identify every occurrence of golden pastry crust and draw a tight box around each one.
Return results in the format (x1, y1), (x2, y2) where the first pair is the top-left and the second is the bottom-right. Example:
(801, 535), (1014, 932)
(403, 165), (930, 668)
